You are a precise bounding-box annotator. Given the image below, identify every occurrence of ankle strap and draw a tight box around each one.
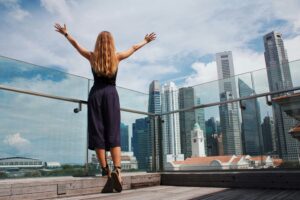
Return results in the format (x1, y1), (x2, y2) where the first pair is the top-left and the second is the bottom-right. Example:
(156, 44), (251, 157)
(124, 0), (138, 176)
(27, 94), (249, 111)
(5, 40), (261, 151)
(114, 166), (121, 170)
(101, 165), (109, 170)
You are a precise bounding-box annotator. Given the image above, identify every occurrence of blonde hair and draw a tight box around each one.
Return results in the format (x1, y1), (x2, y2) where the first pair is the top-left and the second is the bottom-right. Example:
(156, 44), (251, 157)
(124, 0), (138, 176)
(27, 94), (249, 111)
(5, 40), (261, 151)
(90, 31), (118, 77)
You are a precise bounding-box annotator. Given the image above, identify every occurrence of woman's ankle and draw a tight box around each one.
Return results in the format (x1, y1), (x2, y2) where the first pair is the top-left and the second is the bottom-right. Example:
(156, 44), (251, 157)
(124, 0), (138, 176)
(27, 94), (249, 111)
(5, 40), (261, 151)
(101, 165), (111, 176)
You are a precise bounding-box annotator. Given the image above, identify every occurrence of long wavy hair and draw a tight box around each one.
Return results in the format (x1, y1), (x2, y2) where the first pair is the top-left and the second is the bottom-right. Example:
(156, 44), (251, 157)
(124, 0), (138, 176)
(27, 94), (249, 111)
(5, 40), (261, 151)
(90, 31), (118, 77)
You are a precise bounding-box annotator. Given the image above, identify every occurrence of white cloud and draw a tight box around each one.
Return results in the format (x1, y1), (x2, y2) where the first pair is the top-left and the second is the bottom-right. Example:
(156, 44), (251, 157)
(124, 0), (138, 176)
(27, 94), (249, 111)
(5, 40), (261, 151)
(285, 35), (300, 61)
(184, 61), (218, 87)
(3, 133), (30, 148)
(0, 0), (30, 21)
(0, 0), (300, 94)
(271, 0), (300, 31)
(40, 0), (72, 22)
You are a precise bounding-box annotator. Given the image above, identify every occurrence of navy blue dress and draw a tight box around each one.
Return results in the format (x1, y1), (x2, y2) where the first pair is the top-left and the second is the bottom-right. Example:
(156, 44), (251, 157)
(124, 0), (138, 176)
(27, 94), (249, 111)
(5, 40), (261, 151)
(88, 67), (120, 151)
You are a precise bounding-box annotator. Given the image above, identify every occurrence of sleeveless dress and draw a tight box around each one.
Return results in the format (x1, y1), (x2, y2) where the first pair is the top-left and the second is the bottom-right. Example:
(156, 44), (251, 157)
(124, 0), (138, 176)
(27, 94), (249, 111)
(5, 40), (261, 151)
(88, 67), (120, 151)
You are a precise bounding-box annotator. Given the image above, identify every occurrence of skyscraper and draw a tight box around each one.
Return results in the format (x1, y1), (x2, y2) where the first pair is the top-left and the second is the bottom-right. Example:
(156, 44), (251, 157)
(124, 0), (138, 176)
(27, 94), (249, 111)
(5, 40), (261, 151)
(261, 115), (276, 154)
(161, 82), (181, 163)
(216, 51), (238, 98)
(195, 97), (206, 133)
(263, 31), (299, 161)
(132, 117), (150, 170)
(238, 79), (262, 156)
(120, 122), (129, 151)
(148, 80), (161, 114)
(205, 117), (219, 156)
(148, 80), (161, 169)
(216, 51), (242, 155)
(178, 87), (196, 158)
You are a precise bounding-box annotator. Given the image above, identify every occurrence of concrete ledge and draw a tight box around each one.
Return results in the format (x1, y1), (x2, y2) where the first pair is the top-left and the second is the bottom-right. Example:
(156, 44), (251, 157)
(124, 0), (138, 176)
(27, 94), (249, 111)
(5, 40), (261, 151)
(161, 171), (300, 189)
(0, 172), (160, 200)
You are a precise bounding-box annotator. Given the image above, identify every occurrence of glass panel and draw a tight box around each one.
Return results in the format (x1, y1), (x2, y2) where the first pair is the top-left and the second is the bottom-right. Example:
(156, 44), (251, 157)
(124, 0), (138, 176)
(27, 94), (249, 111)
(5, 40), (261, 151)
(289, 59), (300, 87)
(87, 112), (154, 176)
(0, 56), (89, 100)
(0, 90), (87, 178)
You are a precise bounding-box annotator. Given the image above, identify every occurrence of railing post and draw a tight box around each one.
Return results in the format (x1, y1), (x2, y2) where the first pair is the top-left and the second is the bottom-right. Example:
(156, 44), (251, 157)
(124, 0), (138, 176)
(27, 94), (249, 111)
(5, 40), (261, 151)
(157, 115), (164, 172)
(84, 79), (90, 176)
(151, 115), (157, 172)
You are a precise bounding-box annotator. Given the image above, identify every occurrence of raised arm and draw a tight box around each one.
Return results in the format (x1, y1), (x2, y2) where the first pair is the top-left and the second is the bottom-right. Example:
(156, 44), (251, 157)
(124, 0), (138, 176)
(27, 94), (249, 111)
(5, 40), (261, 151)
(54, 23), (91, 61)
(117, 32), (156, 61)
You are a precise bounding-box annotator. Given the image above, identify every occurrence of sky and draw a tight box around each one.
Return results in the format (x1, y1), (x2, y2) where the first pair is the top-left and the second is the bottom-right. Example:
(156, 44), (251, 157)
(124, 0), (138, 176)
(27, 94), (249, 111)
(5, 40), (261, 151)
(0, 0), (300, 93)
(0, 0), (300, 164)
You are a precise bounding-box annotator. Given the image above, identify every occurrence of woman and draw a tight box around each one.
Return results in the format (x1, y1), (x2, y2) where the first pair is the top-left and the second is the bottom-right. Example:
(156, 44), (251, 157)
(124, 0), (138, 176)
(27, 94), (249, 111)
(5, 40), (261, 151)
(54, 23), (156, 192)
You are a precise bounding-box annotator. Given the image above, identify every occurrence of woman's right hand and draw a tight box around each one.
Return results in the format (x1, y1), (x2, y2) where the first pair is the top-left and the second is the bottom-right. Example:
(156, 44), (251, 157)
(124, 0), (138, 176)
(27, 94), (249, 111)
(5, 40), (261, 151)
(54, 23), (68, 36)
(145, 32), (156, 43)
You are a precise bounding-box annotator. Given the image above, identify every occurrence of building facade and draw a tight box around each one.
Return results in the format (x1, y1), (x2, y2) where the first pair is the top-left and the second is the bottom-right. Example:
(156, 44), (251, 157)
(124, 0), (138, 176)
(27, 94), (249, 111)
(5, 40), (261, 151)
(263, 31), (300, 161)
(132, 117), (150, 170)
(148, 80), (162, 170)
(238, 79), (263, 156)
(216, 51), (242, 155)
(161, 82), (181, 164)
(261, 115), (277, 154)
(120, 122), (129, 152)
(178, 87), (196, 158)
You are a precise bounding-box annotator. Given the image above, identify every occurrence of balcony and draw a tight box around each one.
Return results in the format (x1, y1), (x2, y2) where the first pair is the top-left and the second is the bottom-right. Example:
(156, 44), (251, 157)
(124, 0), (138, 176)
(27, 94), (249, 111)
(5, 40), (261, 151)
(1, 55), (300, 199)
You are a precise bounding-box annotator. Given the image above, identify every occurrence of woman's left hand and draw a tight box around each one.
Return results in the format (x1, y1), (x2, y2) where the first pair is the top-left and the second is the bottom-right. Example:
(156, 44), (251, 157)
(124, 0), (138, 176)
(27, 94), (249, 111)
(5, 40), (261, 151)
(54, 23), (68, 35)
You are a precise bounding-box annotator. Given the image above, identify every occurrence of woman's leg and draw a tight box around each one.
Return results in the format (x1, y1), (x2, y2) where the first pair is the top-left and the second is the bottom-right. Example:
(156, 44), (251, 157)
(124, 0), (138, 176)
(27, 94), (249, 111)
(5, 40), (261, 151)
(95, 148), (111, 177)
(110, 146), (122, 192)
(110, 146), (121, 167)
(95, 148), (107, 167)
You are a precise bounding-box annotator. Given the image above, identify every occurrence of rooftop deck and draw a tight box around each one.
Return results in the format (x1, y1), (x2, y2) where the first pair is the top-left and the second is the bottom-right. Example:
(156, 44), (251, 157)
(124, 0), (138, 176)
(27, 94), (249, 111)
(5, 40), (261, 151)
(2, 171), (300, 200)
(56, 186), (300, 200)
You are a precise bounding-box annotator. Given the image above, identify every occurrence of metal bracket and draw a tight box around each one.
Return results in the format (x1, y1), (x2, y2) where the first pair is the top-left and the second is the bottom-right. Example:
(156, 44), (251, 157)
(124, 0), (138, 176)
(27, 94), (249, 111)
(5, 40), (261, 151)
(239, 100), (246, 110)
(74, 102), (82, 113)
(266, 95), (272, 106)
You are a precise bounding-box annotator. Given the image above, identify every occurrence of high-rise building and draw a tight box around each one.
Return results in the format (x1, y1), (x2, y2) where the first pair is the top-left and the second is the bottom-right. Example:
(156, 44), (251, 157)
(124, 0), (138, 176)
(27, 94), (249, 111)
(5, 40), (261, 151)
(263, 31), (299, 161)
(148, 80), (161, 169)
(120, 122), (129, 151)
(161, 82), (181, 163)
(195, 98), (206, 133)
(178, 87), (196, 158)
(132, 117), (150, 170)
(216, 51), (242, 155)
(216, 51), (238, 98)
(238, 79), (262, 156)
(261, 115), (276, 154)
(205, 117), (219, 156)
(148, 80), (161, 114)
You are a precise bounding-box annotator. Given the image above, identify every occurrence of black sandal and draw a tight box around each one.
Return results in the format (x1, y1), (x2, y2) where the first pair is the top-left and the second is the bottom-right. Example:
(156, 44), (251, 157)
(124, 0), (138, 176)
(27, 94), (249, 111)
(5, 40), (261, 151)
(101, 165), (111, 177)
(111, 166), (123, 192)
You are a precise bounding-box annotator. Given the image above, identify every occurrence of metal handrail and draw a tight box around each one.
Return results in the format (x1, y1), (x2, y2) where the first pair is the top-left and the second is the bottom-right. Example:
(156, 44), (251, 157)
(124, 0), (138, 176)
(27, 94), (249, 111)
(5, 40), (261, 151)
(160, 86), (300, 116)
(0, 84), (156, 116)
(1, 84), (300, 117)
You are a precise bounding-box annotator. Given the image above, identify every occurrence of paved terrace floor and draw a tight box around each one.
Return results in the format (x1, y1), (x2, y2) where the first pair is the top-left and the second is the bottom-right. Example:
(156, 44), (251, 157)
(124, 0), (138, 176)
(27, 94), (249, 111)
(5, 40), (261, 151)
(57, 186), (300, 200)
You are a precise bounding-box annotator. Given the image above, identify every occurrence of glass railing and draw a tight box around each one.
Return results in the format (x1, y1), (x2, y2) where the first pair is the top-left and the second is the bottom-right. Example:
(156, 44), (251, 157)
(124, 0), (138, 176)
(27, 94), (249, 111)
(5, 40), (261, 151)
(1, 55), (300, 179)
(161, 59), (300, 171)
(0, 55), (153, 179)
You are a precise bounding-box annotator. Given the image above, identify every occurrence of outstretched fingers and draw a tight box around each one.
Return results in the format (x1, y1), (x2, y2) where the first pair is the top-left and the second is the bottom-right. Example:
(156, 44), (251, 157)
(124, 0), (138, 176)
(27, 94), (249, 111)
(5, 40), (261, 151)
(149, 32), (156, 40)
(54, 23), (67, 35)
(145, 32), (157, 43)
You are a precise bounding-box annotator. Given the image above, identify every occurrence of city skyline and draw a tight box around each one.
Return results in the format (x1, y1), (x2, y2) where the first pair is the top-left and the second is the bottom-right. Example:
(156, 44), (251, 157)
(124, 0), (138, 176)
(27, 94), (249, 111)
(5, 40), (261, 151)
(3, 27), (295, 166)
